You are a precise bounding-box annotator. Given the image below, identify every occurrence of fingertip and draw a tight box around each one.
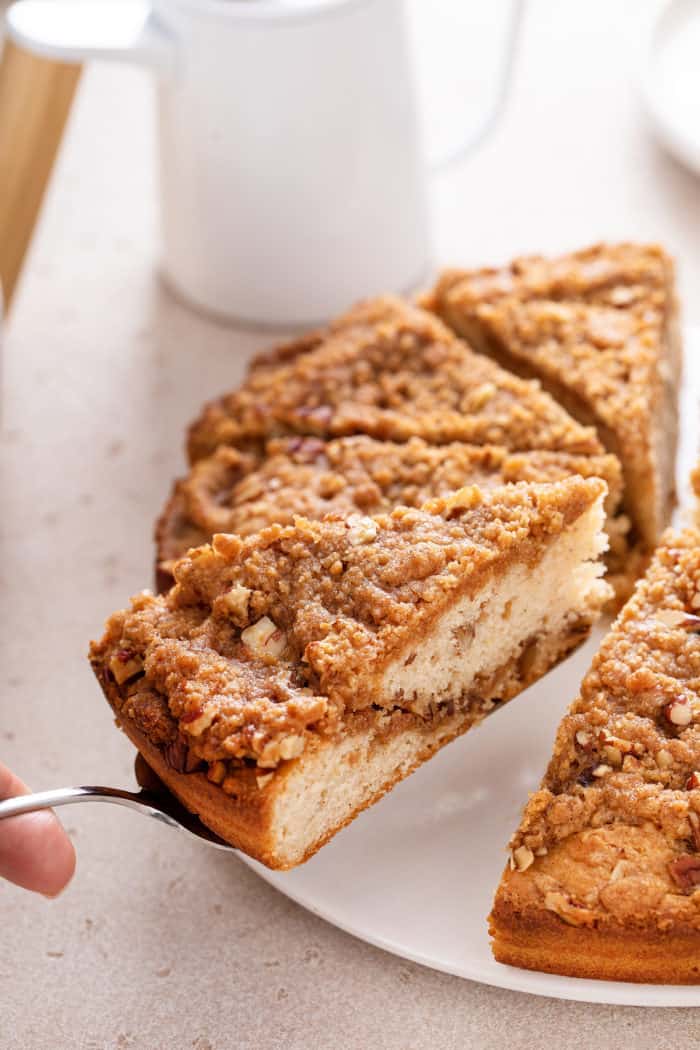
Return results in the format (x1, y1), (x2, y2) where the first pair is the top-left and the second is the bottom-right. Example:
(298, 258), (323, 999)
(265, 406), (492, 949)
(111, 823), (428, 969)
(32, 812), (77, 898)
(0, 810), (76, 897)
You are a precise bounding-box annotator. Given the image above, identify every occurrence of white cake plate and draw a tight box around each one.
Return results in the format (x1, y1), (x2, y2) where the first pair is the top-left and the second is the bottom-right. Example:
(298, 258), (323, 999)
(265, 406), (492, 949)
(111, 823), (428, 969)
(243, 331), (700, 1007)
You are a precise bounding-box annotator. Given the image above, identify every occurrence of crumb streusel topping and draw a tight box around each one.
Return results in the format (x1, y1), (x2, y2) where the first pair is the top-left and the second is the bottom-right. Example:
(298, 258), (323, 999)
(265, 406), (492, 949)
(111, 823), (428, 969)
(157, 434), (623, 584)
(503, 527), (700, 926)
(187, 297), (602, 463)
(428, 243), (679, 550)
(431, 243), (672, 447)
(92, 477), (604, 778)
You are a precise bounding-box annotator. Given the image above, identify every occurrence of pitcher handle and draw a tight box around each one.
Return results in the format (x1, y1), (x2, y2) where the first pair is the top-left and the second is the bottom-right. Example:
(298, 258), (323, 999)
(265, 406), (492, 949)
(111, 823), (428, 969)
(5, 0), (175, 73)
(428, 0), (525, 171)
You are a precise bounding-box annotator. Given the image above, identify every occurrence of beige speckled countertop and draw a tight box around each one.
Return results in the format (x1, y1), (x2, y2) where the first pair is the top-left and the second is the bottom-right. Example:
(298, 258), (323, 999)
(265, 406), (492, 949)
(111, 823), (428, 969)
(3, 2), (700, 1047)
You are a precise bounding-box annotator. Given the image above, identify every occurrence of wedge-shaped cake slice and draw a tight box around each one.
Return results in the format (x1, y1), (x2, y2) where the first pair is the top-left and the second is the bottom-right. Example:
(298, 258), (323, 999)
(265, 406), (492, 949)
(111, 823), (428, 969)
(156, 434), (623, 592)
(428, 243), (681, 584)
(491, 526), (700, 984)
(92, 477), (609, 869)
(187, 296), (602, 463)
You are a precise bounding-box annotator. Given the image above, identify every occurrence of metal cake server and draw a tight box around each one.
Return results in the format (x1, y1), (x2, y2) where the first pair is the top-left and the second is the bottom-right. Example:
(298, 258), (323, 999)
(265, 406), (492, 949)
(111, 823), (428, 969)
(0, 755), (236, 852)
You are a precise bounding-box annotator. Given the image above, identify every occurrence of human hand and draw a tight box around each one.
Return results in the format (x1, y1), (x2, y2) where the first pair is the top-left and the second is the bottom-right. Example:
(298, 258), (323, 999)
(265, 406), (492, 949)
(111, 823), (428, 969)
(0, 760), (76, 895)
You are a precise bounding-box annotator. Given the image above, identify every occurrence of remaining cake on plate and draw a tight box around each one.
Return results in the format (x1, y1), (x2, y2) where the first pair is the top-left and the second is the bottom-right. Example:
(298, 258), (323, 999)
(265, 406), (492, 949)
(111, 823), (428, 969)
(187, 296), (603, 461)
(426, 243), (682, 596)
(92, 476), (610, 869)
(177, 295), (630, 594)
(155, 434), (622, 592)
(490, 526), (700, 984)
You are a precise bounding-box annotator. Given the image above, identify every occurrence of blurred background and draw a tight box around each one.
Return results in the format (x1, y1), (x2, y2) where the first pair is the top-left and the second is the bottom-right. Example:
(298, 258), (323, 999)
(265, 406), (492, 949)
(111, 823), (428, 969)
(2, 0), (699, 325)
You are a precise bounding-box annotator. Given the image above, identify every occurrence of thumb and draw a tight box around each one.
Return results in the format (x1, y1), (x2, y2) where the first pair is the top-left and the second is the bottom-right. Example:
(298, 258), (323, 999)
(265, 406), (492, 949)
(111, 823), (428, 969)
(0, 761), (76, 897)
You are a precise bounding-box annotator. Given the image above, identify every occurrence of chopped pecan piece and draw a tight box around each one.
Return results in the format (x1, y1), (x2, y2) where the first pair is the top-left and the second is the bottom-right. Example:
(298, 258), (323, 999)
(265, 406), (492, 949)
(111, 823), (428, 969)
(599, 732), (635, 755)
(241, 616), (287, 659)
(668, 853), (700, 892)
(109, 650), (144, 685)
(162, 736), (189, 773)
(207, 760), (227, 785)
(510, 846), (535, 872)
(655, 609), (700, 632)
(543, 891), (596, 926)
(688, 810), (700, 850)
(220, 584), (252, 625)
(279, 735), (305, 761)
(181, 705), (216, 737)
(346, 515), (378, 546)
(601, 745), (622, 767)
(663, 699), (693, 728)
(185, 749), (204, 773)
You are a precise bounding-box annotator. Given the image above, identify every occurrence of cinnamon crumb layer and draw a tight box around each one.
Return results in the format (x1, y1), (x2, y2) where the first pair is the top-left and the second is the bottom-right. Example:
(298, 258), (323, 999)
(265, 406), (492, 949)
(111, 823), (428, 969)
(156, 433), (623, 590)
(493, 526), (700, 944)
(427, 242), (681, 555)
(187, 296), (602, 463)
(92, 477), (606, 783)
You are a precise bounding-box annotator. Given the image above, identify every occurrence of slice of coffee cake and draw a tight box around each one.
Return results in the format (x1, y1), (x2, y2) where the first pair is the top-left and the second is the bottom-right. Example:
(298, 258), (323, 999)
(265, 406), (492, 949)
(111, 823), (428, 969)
(427, 243), (681, 594)
(92, 477), (609, 869)
(187, 296), (602, 463)
(490, 526), (700, 984)
(155, 434), (623, 592)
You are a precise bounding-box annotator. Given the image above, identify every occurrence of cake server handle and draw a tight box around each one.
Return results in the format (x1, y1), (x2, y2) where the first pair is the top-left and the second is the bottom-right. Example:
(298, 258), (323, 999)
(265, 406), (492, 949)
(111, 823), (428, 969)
(0, 782), (236, 852)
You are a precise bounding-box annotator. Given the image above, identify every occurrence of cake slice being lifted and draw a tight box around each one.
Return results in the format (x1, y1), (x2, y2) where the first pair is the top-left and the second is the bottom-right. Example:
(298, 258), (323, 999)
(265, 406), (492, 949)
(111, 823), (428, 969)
(155, 434), (623, 592)
(427, 243), (681, 595)
(490, 526), (700, 984)
(91, 476), (609, 869)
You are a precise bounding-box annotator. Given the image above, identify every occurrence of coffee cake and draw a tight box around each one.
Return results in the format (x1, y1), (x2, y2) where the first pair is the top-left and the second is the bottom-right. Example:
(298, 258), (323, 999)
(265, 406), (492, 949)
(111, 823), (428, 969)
(179, 295), (629, 594)
(187, 296), (602, 462)
(92, 477), (609, 869)
(155, 434), (623, 592)
(427, 243), (681, 597)
(490, 526), (700, 983)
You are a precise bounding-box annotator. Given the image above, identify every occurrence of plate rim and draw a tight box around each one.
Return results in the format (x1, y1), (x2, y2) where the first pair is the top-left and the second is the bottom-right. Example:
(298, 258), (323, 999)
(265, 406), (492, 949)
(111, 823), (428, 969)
(241, 854), (700, 1007)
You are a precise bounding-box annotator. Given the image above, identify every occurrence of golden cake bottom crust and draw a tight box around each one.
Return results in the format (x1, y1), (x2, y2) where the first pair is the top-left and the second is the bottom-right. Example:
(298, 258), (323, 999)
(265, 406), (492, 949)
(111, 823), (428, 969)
(490, 897), (700, 984)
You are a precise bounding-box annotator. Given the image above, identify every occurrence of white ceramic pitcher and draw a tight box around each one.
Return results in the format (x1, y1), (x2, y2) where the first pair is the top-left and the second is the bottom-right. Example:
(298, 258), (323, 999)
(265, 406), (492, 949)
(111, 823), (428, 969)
(7, 0), (520, 326)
